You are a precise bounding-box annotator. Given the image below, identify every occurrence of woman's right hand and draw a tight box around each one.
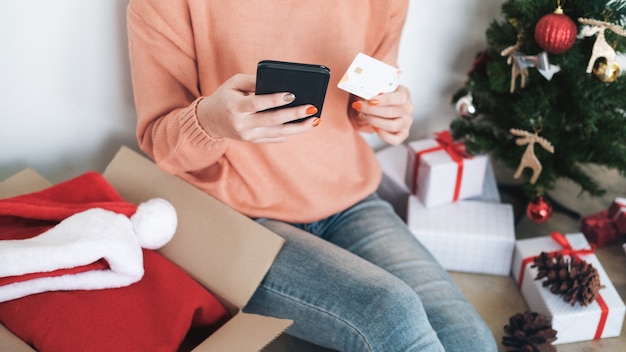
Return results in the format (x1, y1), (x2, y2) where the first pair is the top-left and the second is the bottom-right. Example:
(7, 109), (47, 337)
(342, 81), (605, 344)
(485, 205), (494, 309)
(196, 74), (320, 143)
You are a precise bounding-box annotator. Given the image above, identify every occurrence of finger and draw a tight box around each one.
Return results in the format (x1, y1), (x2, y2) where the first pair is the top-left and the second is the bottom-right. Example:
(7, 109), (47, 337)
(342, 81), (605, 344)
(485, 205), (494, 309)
(367, 86), (411, 108)
(254, 104), (319, 126)
(242, 116), (318, 143)
(375, 127), (409, 146)
(246, 91), (298, 114)
(227, 73), (257, 94)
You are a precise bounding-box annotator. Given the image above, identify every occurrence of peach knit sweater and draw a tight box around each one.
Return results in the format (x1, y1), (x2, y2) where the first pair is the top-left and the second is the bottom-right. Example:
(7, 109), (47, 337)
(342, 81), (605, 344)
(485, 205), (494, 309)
(127, 0), (409, 223)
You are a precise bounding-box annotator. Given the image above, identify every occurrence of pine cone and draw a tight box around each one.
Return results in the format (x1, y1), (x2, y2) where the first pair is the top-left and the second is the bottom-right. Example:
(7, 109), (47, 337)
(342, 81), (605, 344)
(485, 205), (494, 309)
(531, 252), (602, 306)
(502, 311), (557, 352)
(564, 257), (602, 306)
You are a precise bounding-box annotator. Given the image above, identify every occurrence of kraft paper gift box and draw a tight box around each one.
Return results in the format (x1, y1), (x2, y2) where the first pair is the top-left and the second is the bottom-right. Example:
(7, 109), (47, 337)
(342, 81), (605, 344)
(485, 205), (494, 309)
(404, 131), (487, 208)
(608, 197), (626, 234)
(376, 144), (500, 221)
(512, 232), (626, 345)
(406, 196), (515, 276)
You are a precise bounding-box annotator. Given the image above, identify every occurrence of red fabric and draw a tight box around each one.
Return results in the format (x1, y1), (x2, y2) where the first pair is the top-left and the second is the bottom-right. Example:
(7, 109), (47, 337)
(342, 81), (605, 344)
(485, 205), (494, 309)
(0, 171), (137, 224)
(0, 172), (230, 351)
(0, 250), (229, 352)
(0, 260), (109, 287)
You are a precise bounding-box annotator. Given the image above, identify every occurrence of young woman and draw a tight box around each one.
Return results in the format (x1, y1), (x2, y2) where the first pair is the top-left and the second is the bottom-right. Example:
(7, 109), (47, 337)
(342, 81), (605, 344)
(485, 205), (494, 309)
(127, 1), (497, 351)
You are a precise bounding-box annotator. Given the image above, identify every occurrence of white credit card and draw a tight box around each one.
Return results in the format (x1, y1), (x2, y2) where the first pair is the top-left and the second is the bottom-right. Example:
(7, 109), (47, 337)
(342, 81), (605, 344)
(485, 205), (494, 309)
(337, 52), (401, 100)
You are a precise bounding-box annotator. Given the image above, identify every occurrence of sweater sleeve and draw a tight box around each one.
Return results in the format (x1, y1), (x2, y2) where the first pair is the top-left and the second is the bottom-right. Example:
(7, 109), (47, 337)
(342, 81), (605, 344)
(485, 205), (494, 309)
(127, 1), (227, 175)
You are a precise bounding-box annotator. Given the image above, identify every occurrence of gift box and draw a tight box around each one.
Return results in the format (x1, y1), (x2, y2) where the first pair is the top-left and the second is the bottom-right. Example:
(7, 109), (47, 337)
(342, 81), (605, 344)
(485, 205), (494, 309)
(406, 196), (515, 276)
(608, 197), (626, 234)
(376, 144), (412, 221)
(376, 144), (499, 220)
(404, 131), (488, 208)
(580, 210), (622, 248)
(512, 232), (626, 344)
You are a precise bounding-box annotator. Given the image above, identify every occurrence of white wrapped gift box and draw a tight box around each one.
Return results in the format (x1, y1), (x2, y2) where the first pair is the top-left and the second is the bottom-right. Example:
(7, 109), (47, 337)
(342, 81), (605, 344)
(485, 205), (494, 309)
(406, 196), (515, 276)
(375, 144), (412, 221)
(512, 233), (626, 344)
(404, 132), (488, 208)
(376, 144), (499, 221)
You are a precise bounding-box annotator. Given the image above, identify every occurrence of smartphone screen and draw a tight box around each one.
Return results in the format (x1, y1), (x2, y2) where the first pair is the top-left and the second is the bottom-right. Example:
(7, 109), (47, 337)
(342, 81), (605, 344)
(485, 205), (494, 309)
(255, 60), (330, 122)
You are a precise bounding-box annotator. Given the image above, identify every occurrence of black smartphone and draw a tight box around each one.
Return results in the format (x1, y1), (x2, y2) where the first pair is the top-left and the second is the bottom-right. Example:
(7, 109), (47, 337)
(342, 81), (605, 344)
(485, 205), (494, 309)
(255, 60), (330, 123)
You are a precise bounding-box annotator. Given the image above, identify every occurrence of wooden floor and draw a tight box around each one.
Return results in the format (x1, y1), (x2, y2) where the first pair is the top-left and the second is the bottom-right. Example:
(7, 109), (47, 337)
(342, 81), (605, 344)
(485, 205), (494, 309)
(266, 163), (626, 352)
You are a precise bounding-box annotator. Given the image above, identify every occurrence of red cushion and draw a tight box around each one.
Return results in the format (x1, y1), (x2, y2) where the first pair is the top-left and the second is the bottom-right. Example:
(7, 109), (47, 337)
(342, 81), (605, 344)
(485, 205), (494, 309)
(0, 249), (230, 352)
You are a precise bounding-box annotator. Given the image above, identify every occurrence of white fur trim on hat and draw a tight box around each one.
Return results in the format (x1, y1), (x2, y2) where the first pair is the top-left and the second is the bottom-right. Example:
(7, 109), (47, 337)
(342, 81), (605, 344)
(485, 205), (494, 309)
(131, 198), (177, 250)
(0, 208), (144, 303)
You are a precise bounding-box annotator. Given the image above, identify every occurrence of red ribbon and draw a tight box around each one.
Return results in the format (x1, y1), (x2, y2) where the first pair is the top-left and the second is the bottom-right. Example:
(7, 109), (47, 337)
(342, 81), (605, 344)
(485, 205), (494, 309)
(609, 200), (626, 220)
(517, 231), (608, 340)
(411, 131), (472, 201)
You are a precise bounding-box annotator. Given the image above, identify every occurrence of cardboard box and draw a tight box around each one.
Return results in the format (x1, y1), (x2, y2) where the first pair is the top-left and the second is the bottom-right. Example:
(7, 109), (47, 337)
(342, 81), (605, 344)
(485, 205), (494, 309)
(406, 196), (515, 276)
(405, 137), (488, 208)
(376, 144), (500, 221)
(0, 146), (292, 352)
(512, 233), (626, 344)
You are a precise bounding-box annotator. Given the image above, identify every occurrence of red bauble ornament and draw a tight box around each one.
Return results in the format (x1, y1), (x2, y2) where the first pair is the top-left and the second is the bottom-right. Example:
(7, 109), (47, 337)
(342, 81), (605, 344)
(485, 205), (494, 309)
(534, 7), (578, 54)
(526, 196), (553, 223)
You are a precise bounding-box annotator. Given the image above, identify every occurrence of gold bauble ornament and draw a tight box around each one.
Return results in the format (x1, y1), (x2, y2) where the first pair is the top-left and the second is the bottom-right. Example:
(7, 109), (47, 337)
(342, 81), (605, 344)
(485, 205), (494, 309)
(593, 58), (620, 83)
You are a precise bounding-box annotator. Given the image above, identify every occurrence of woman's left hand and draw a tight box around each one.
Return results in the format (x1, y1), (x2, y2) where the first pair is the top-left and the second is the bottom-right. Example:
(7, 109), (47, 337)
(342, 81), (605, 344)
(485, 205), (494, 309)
(351, 85), (413, 145)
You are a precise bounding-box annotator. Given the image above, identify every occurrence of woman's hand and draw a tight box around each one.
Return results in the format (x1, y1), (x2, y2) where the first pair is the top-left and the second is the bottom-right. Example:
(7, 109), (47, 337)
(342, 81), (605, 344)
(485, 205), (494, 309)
(196, 74), (320, 143)
(351, 85), (413, 145)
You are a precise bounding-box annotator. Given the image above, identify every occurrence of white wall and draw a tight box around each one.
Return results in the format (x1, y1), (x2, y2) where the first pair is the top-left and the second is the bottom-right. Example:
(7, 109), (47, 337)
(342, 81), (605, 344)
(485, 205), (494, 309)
(0, 0), (505, 183)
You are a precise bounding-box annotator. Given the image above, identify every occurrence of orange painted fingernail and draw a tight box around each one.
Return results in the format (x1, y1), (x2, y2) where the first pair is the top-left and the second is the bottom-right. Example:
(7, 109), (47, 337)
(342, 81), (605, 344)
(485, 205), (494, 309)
(373, 127), (380, 132)
(306, 106), (318, 115)
(351, 101), (362, 111)
(312, 118), (321, 127)
(369, 99), (379, 106)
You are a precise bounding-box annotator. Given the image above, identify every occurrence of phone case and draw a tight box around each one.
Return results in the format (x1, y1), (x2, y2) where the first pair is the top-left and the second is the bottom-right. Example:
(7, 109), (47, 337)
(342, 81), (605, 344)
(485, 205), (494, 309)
(255, 60), (330, 122)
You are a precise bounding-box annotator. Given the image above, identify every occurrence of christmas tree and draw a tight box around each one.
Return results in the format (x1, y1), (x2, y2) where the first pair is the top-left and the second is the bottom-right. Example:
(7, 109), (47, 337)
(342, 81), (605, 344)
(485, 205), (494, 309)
(451, 0), (626, 211)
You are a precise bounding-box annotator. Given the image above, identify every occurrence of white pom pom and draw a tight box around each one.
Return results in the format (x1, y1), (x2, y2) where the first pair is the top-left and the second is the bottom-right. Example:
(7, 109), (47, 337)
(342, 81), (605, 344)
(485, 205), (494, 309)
(130, 198), (177, 249)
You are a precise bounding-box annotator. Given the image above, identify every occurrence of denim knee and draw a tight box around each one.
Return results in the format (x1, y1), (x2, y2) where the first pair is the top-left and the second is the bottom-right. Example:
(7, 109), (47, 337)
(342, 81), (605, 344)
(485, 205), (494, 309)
(344, 279), (445, 352)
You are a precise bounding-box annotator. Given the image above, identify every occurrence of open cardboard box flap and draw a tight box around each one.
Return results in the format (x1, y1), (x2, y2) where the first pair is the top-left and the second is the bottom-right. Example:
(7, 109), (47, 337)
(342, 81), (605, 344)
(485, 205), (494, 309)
(0, 147), (292, 351)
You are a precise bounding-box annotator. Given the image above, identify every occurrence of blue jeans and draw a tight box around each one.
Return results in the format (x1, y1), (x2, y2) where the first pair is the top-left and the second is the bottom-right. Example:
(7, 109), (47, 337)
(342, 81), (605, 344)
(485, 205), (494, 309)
(244, 194), (497, 352)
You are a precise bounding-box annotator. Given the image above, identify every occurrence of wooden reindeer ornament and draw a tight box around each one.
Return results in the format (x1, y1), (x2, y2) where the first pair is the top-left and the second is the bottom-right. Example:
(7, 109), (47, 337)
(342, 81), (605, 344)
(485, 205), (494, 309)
(501, 40), (528, 93)
(510, 128), (555, 184)
(578, 18), (626, 75)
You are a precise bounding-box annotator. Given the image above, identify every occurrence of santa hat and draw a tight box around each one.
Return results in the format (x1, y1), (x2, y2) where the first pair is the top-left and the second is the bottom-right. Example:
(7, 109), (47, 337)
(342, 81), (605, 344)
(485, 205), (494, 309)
(0, 171), (177, 303)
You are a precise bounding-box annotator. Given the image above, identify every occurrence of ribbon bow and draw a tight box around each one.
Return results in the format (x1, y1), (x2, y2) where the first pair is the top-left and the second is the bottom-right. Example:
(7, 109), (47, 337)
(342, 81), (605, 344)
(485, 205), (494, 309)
(517, 231), (596, 288)
(411, 131), (472, 200)
(548, 231), (596, 258)
(434, 131), (470, 161)
(513, 51), (561, 80)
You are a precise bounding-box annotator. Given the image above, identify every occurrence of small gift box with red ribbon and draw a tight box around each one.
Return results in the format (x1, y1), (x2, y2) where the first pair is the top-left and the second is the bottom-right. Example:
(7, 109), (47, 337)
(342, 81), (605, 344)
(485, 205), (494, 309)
(407, 196), (515, 276)
(404, 131), (488, 208)
(608, 197), (626, 234)
(580, 210), (622, 248)
(512, 232), (626, 344)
